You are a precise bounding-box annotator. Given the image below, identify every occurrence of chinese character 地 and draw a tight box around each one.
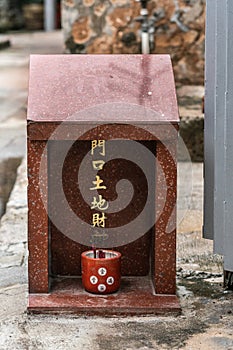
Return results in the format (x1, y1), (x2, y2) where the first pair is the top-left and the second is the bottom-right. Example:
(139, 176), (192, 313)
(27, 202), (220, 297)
(91, 195), (109, 211)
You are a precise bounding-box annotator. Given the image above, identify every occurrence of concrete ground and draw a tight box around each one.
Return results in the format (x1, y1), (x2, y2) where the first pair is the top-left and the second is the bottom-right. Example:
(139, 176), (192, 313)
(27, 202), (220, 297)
(0, 31), (64, 161)
(0, 31), (232, 350)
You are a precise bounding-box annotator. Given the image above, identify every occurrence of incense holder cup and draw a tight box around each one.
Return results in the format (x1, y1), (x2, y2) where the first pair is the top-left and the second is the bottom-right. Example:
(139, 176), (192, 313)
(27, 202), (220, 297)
(81, 250), (121, 294)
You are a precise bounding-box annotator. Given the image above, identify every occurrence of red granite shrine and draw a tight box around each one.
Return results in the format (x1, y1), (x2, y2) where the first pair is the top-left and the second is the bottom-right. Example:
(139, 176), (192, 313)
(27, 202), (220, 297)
(27, 54), (180, 315)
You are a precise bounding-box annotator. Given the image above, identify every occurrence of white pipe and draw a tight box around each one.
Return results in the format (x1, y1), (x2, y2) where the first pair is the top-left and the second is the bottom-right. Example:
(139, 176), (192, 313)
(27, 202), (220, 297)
(44, 0), (56, 31)
(141, 32), (150, 54)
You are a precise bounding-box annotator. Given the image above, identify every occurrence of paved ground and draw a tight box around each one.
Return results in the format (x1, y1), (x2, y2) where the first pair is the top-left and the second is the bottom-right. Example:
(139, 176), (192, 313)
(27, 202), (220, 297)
(1, 157), (232, 350)
(0, 31), (232, 349)
(0, 31), (64, 216)
(0, 31), (64, 161)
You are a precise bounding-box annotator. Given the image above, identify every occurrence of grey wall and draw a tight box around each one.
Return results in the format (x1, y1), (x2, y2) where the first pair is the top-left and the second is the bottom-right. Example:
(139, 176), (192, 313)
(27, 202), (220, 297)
(204, 0), (233, 271)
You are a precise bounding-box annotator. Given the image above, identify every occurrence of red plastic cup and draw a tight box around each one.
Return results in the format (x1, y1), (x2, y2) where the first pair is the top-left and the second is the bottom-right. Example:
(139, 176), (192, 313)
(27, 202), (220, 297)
(81, 250), (121, 294)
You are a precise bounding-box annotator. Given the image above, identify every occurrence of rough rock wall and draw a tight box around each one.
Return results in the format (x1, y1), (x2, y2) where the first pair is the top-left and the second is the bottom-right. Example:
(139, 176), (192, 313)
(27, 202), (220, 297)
(62, 0), (205, 84)
(0, 0), (24, 31)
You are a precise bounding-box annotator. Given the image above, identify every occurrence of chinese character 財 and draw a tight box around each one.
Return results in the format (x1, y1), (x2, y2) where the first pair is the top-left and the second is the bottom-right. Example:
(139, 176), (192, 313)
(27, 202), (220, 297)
(92, 213), (107, 228)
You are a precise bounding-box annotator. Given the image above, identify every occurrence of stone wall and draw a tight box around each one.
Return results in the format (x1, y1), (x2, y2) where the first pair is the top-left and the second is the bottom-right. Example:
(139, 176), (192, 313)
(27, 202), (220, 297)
(0, 0), (24, 31)
(62, 0), (205, 85)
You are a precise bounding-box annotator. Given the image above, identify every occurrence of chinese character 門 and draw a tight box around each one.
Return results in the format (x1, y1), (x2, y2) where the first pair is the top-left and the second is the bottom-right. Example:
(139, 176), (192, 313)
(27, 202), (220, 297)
(91, 140), (105, 156)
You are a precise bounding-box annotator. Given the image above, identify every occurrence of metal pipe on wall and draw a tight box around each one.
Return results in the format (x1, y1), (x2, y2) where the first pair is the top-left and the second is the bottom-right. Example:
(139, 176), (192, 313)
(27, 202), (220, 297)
(44, 0), (56, 31)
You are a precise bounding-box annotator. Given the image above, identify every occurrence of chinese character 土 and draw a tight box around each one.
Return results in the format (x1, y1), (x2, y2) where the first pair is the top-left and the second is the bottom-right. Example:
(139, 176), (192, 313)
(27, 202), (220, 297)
(90, 175), (106, 190)
(91, 140), (105, 156)
(92, 213), (107, 228)
(91, 195), (109, 211)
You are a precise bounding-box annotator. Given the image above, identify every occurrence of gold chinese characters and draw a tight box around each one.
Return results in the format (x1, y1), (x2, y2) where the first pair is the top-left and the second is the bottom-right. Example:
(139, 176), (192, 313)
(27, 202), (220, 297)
(90, 140), (108, 229)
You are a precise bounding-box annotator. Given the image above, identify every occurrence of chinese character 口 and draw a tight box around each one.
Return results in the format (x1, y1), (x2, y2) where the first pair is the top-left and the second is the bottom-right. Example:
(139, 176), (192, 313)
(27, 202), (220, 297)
(92, 160), (105, 170)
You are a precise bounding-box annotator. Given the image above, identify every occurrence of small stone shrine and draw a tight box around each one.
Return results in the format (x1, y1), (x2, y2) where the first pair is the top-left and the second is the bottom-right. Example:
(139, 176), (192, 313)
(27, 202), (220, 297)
(27, 54), (180, 314)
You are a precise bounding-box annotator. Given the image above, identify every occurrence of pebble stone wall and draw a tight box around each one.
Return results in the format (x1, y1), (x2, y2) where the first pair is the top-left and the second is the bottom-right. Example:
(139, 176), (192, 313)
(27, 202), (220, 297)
(62, 0), (205, 84)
